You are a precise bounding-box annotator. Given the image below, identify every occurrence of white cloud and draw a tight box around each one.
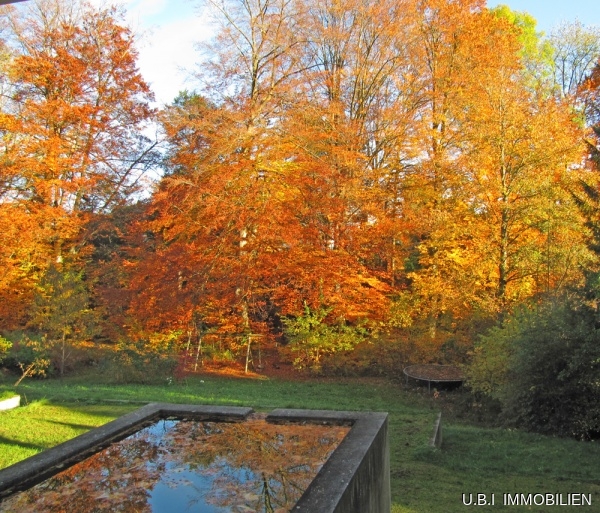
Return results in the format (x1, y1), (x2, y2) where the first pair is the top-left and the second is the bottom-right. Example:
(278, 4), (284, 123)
(89, 0), (214, 105)
(138, 15), (212, 105)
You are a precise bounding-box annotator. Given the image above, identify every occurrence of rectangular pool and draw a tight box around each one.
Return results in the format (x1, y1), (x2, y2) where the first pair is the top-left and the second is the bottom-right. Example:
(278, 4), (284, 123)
(0, 404), (390, 513)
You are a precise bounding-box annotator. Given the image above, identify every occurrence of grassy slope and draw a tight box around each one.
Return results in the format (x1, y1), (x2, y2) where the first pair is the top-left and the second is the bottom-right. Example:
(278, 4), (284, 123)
(0, 376), (598, 512)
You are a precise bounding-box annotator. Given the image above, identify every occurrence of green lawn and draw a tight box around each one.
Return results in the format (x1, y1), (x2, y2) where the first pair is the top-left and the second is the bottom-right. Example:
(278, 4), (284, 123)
(0, 375), (598, 512)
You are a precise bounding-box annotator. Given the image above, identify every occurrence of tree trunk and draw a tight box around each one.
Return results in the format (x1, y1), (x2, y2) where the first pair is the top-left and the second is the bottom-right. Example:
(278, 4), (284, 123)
(60, 331), (66, 378)
(498, 208), (509, 300)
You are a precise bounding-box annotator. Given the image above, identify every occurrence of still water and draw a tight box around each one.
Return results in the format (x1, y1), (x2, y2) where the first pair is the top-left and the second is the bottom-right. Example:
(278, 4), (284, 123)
(1, 414), (349, 513)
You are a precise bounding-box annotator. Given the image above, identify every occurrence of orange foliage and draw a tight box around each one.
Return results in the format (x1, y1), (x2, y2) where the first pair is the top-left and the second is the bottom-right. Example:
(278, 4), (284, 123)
(123, 0), (591, 357)
(0, 0), (594, 368)
(0, 0), (155, 332)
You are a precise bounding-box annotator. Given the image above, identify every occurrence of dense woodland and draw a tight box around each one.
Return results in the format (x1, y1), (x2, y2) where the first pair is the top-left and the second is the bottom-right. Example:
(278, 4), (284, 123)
(0, 0), (599, 436)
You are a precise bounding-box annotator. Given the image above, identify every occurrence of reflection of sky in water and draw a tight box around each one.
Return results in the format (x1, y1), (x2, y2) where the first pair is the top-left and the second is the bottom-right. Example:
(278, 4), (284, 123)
(145, 421), (254, 513)
(144, 421), (230, 513)
(149, 463), (229, 513)
(0, 416), (349, 513)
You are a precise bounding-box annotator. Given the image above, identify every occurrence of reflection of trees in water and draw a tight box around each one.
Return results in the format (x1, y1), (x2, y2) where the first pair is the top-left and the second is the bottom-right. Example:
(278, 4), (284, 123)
(0, 426), (166, 513)
(172, 414), (349, 511)
(0, 415), (349, 513)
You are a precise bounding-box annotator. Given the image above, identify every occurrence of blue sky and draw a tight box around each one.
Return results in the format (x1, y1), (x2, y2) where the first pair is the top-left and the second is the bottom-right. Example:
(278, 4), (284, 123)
(13, 0), (600, 105)
(86, 0), (212, 106)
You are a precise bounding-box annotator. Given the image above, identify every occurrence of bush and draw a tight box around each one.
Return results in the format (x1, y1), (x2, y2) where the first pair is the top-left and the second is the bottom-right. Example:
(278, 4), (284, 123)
(468, 298), (600, 439)
(467, 312), (523, 398)
(30, 265), (97, 377)
(1, 333), (52, 385)
(100, 334), (179, 384)
(282, 304), (369, 374)
(0, 336), (11, 364)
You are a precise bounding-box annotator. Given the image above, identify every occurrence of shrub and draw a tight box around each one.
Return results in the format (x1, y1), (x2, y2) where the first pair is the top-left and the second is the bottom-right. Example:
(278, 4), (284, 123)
(1, 333), (52, 385)
(0, 336), (11, 364)
(468, 298), (600, 439)
(100, 333), (180, 384)
(29, 265), (97, 377)
(282, 304), (369, 374)
(467, 312), (524, 398)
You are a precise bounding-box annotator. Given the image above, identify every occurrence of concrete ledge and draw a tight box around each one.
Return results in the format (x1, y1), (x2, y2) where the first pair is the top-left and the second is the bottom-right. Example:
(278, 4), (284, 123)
(269, 409), (391, 513)
(0, 395), (20, 412)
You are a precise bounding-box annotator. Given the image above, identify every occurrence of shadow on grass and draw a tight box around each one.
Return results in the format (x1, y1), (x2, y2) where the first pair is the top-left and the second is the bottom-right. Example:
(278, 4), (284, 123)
(44, 419), (97, 431)
(63, 404), (140, 419)
(0, 435), (45, 451)
(24, 402), (139, 420)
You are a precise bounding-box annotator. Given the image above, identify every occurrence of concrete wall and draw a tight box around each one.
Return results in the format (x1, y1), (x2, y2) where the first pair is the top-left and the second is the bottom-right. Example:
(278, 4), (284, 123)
(269, 409), (391, 513)
(0, 403), (252, 499)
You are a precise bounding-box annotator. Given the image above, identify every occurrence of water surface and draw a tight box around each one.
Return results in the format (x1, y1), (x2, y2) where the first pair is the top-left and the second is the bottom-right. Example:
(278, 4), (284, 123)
(1, 414), (349, 513)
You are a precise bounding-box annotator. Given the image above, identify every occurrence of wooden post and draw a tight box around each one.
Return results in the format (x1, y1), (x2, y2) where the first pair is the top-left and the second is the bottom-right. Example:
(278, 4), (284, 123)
(244, 336), (252, 374)
(194, 336), (203, 371)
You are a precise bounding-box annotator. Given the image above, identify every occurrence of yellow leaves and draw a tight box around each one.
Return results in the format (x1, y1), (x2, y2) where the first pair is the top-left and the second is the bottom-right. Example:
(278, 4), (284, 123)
(445, 247), (469, 266)
(0, 0), (592, 367)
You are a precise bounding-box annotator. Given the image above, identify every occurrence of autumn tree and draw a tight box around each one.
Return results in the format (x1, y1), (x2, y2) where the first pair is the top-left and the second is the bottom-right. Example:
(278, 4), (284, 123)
(127, 0), (306, 336)
(0, 0), (157, 330)
(30, 264), (96, 376)
(490, 4), (553, 88)
(572, 61), (600, 285)
(380, 3), (591, 351)
(389, 0), (505, 342)
(461, 88), (589, 303)
(549, 21), (600, 100)
(126, 0), (396, 347)
(289, 0), (420, 281)
(457, 13), (590, 306)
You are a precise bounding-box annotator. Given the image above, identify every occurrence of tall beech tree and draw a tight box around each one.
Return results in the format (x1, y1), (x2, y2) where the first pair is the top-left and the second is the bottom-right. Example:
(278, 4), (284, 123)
(393, 0), (502, 340)
(549, 21), (600, 100)
(573, 61), (600, 260)
(128, 92), (392, 340)
(0, 0), (156, 329)
(126, 0), (398, 339)
(292, 0), (420, 282)
(389, 4), (591, 350)
(461, 89), (590, 303)
(490, 5), (553, 89)
(459, 20), (590, 305)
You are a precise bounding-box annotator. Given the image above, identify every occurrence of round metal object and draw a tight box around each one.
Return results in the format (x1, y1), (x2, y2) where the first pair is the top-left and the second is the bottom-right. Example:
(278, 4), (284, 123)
(403, 364), (465, 392)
